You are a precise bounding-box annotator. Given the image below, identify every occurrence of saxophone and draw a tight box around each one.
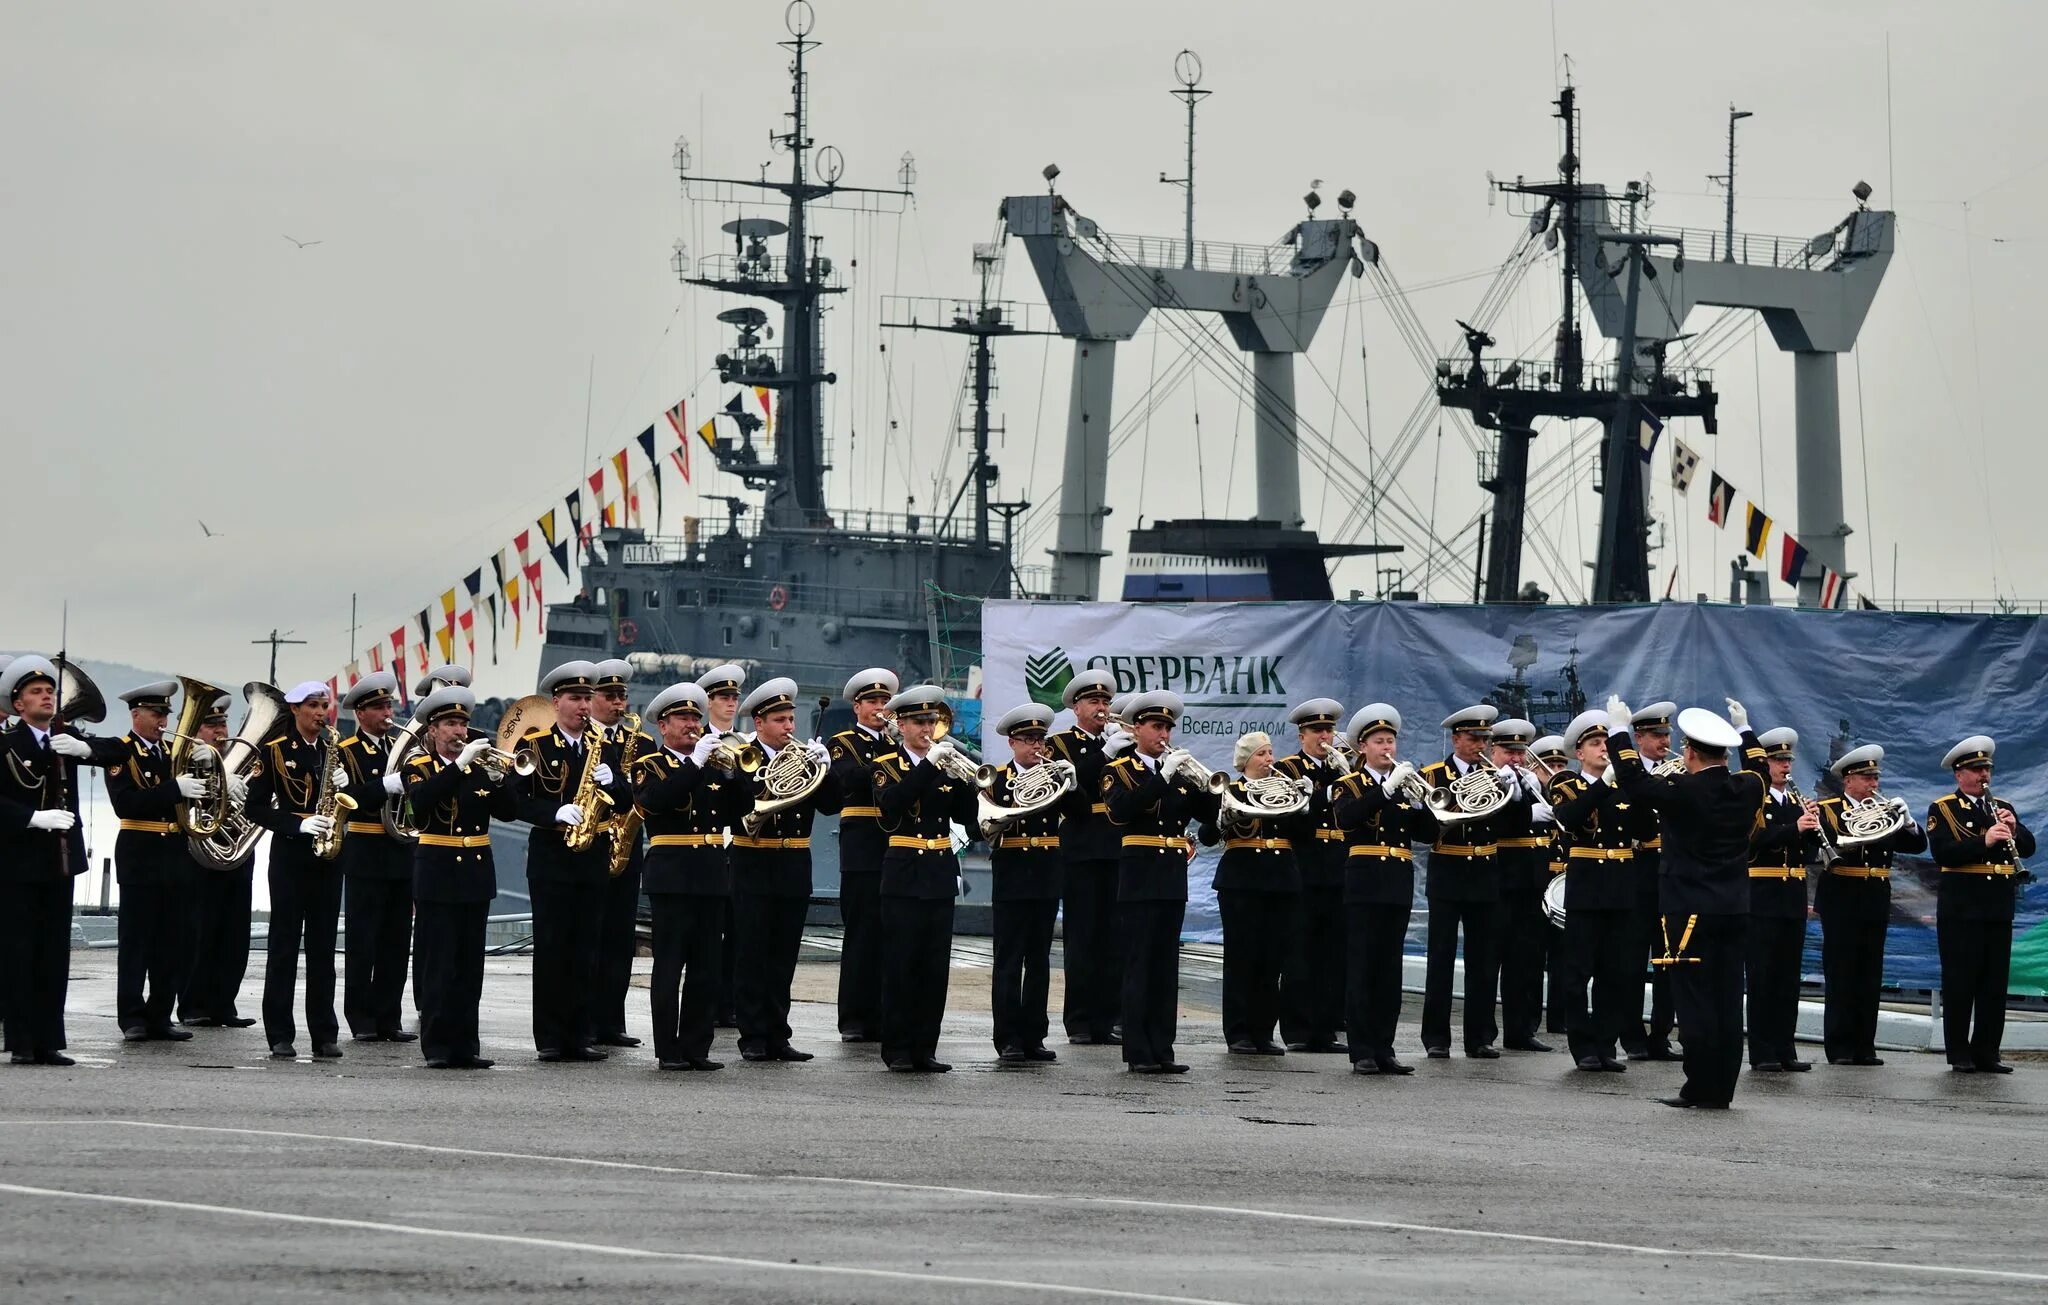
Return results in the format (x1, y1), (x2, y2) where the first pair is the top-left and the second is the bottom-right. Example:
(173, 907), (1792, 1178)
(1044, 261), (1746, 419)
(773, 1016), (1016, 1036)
(605, 713), (646, 878)
(310, 724), (358, 861)
(561, 721), (615, 852)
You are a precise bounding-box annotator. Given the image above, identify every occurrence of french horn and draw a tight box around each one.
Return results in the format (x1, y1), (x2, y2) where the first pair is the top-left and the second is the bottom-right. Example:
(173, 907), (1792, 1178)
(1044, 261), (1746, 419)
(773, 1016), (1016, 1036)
(1219, 772), (1314, 836)
(740, 739), (829, 836)
(977, 758), (1077, 838)
(1836, 792), (1912, 846)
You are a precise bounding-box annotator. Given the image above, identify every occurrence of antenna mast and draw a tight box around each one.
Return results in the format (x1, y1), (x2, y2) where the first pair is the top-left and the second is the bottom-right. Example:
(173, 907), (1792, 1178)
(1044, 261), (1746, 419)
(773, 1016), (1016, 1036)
(1708, 104), (1755, 261)
(1158, 50), (1208, 268)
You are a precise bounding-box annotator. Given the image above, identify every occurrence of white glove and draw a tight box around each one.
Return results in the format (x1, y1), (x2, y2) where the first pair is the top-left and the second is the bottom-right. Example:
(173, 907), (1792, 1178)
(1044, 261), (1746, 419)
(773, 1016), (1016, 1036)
(29, 809), (77, 832)
(1724, 698), (1748, 730)
(331, 768), (349, 790)
(50, 733), (92, 759)
(1103, 733), (1133, 759)
(690, 735), (719, 767)
(175, 775), (208, 800)
(924, 740), (956, 770)
(226, 775), (249, 804)
(298, 815), (334, 837)
(382, 773), (406, 797)
(1382, 760), (1417, 798)
(1495, 765), (1521, 796)
(1531, 800), (1556, 825)
(455, 739), (491, 770)
(593, 762), (615, 786)
(806, 738), (830, 764)
(554, 804), (584, 828)
(1605, 695), (1632, 734)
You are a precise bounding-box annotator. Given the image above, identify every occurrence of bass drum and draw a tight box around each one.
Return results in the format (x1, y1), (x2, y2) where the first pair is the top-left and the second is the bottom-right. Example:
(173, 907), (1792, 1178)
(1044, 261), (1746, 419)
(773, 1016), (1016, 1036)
(1541, 873), (1567, 930)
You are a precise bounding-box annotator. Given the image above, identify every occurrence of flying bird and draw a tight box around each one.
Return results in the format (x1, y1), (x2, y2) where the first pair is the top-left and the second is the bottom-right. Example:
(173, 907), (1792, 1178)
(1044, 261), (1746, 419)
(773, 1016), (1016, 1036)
(281, 234), (323, 249)
(198, 519), (223, 538)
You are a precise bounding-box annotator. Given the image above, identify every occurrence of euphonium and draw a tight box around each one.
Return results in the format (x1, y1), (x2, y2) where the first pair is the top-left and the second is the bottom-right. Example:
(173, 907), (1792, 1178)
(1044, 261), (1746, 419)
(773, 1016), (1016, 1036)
(166, 673), (233, 838)
(561, 721), (616, 852)
(187, 682), (287, 872)
(310, 723), (358, 861)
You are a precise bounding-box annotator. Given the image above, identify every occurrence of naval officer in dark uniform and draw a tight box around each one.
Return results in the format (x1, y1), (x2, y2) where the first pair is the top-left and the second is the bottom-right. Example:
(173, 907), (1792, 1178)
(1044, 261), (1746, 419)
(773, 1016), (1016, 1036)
(105, 680), (207, 1043)
(0, 656), (99, 1065)
(1273, 698), (1348, 1054)
(1102, 691), (1217, 1074)
(1205, 730), (1307, 1056)
(1813, 745), (1924, 1066)
(246, 680), (348, 1060)
(508, 660), (629, 1062)
(984, 703), (1072, 1064)
(589, 658), (649, 1048)
(1609, 698), (1764, 1109)
(1486, 717), (1555, 1053)
(336, 671), (416, 1043)
(402, 684), (516, 1068)
(828, 667), (898, 1042)
(1926, 735), (2035, 1074)
(179, 692), (257, 1028)
(1621, 702), (1680, 1060)
(1330, 705), (1429, 1075)
(1548, 709), (1647, 1073)
(871, 686), (978, 1072)
(729, 676), (842, 1062)
(697, 662), (748, 1027)
(1419, 704), (1516, 1058)
(1745, 726), (1820, 1073)
(632, 682), (739, 1071)
(1048, 669), (1123, 1045)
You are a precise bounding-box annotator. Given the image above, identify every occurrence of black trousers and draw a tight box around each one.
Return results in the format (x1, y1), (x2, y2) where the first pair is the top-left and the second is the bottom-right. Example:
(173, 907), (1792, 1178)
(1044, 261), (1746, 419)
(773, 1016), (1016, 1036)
(1218, 889), (1294, 1048)
(527, 878), (603, 1052)
(1061, 858), (1121, 1040)
(263, 855), (342, 1048)
(1938, 915), (2013, 1068)
(1745, 915), (1806, 1065)
(413, 899), (485, 1064)
(592, 860), (641, 1039)
(1281, 883), (1347, 1046)
(181, 867), (253, 1022)
(1670, 912), (1746, 1106)
(1422, 897), (1498, 1052)
(117, 874), (195, 1032)
(1820, 914), (1887, 1061)
(992, 898), (1058, 1052)
(1564, 906), (1633, 1063)
(648, 892), (722, 1063)
(837, 869), (883, 1037)
(343, 875), (413, 1037)
(1119, 899), (1184, 1067)
(1624, 898), (1675, 1051)
(1, 877), (74, 1057)
(716, 896), (738, 1025)
(1344, 901), (1412, 1062)
(880, 894), (954, 1064)
(1496, 879), (1547, 1040)
(733, 891), (809, 1051)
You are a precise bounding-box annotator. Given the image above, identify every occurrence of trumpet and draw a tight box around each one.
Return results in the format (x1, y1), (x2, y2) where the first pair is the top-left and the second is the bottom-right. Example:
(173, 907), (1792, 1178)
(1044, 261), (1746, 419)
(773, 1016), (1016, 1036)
(467, 740), (537, 782)
(1652, 754), (1687, 777)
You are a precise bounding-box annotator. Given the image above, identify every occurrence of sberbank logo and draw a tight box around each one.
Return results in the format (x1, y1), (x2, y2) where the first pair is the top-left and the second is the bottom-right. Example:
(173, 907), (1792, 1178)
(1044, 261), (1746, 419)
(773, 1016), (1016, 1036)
(1027, 648), (1288, 702)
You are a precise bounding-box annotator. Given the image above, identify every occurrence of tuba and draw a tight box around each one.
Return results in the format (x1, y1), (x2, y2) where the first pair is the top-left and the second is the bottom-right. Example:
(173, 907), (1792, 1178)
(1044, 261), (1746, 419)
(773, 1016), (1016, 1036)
(977, 758), (1077, 839)
(165, 673), (233, 837)
(186, 682), (287, 872)
(1219, 772), (1315, 836)
(740, 738), (829, 836)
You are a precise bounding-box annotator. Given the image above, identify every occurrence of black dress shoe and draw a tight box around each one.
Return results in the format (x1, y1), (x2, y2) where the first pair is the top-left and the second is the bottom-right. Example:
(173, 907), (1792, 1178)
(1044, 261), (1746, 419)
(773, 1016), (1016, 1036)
(1751, 1062), (1784, 1072)
(10, 1054), (36, 1066)
(739, 1046), (774, 1062)
(221, 1016), (256, 1028)
(1621, 1045), (1650, 1061)
(459, 1057), (495, 1070)
(1127, 1063), (1163, 1074)
(424, 1058), (452, 1069)
(312, 1043), (343, 1059)
(1101, 1032), (1123, 1046)
(594, 1033), (641, 1048)
(1307, 1040), (1350, 1055)
(566, 1046), (609, 1062)
(1981, 1061), (2015, 1074)
(1782, 1058), (1812, 1072)
(1853, 1055), (1885, 1066)
(1658, 1095), (1695, 1108)
(1159, 1062), (1190, 1074)
(914, 1057), (953, 1073)
(840, 1032), (877, 1043)
(886, 1058), (918, 1072)
(1505, 1038), (1553, 1053)
(658, 1060), (690, 1071)
(771, 1044), (814, 1062)
(351, 1031), (384, 1043)
(1376, 1056), (1414, 1075)
(270, 1043), (297, 1059)
(686, 1057), (722, 1071)
(1026, 1045), (1058, 1062)
(1645, 1042), (1680, 1061)
(1351, 1060), (1381, 1075)
(1950, 1062), (1978, 1073)
(182, 1014), (220, 1028)
(1599, 1057), (1627, 1073)
(1575, 1055), (1605, 1071)
(1226, 1040), (1262, 1055)
(380, 1029), (419, 1044)
(1254, 1042), (1286, 1056)
(998, 1046), (1030, 1064)
(155, 1027), (194, 1042)
(34, 1052), (75, 1067)
(1424, 1045), (1450, 1059)
(1284, 1041), (1313, 1052)
(122, 1026), (149, 1043)
(1466, 1045), (1500, 1059)
(536, 1047), (565, 1062)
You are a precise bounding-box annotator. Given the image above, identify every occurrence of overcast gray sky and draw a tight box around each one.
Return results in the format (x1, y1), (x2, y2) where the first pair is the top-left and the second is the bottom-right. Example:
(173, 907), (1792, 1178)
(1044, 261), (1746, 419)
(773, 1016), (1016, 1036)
(5, 0), (2044, 700)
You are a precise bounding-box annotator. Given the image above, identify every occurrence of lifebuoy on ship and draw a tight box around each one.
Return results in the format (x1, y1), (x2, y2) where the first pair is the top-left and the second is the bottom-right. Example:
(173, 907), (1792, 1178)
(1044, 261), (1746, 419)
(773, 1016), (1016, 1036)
(768, 584), (789, 612)
(617, 618), (639, 645)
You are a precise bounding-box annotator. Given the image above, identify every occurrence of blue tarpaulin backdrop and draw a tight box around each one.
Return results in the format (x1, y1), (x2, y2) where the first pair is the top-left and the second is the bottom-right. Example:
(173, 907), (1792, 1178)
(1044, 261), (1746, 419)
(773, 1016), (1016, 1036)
(982, 600), (2048, 994)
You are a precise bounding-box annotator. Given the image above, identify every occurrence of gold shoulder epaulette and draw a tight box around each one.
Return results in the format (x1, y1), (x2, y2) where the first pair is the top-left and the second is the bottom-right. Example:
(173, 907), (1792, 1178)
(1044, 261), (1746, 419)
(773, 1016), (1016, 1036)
(521, 727), (550, 742)
(406, 753), (433, 769)
(1932, 793), (1958, 807)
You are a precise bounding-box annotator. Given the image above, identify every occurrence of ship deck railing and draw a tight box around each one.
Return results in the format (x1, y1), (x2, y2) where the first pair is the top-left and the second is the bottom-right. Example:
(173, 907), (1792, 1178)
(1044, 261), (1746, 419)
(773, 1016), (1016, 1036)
(688, 252), (845, 291)
(1626, 221), (1847, 272)
(1088, 228), (1302, 279)
(1435, 355), (1715, 397)
(624, 508), (998, 554)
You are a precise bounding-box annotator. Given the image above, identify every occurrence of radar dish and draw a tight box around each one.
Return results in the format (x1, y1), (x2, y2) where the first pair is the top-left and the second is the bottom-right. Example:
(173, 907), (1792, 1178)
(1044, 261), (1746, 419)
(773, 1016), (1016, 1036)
(723, 217), (789, 238)
(1174, 49), (1203, 88)
(816, 145), (844, 185)
(717, 307), (770, 327)
(786, 0), (814, 37)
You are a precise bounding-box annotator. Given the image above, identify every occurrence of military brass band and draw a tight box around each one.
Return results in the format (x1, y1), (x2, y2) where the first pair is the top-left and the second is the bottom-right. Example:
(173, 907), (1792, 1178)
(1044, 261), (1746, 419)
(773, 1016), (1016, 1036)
(3, 650), (2038, 1095)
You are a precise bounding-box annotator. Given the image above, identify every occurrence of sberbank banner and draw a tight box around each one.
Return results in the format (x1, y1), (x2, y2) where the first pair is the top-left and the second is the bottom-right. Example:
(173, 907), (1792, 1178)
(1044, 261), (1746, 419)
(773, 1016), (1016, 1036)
(985, 599), (2048, 995)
